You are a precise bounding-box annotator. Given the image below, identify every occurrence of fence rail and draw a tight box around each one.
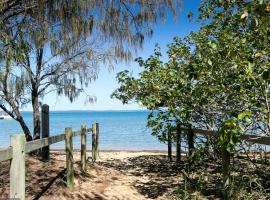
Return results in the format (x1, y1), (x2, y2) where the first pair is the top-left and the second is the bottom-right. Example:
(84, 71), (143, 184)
(0, 105), (99, 200)
(0, 147), (12, 162)
(167, 127), (270, 163)
(0, 128), (93, 162)
(182, 128), (270, 145)
(178, 127), (270, 198)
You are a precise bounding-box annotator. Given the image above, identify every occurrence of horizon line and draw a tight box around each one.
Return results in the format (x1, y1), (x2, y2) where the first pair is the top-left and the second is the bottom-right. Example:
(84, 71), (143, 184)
(20, 109), (150, 112)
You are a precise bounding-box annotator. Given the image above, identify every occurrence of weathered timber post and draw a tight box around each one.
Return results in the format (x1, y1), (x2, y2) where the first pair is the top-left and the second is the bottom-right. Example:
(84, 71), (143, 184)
(81, 125), (87, 172)
(264, 145), (267, 163)
(95, 123), (99, 156)
(65, 128), (74, 190)
(41, 104), (50, 161)
(205, 128), (210, 153)
(92, 123), (97, 163)
(10, 134), (26, 200)
(168, 127), (172, 162)
(188, 125), (195, 157)
(176, 123), (181, 164)
(222, 148), (231, 200)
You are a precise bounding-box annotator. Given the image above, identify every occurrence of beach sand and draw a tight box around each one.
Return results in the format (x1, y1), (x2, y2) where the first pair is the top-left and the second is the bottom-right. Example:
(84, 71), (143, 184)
(0, 151), (181, 200)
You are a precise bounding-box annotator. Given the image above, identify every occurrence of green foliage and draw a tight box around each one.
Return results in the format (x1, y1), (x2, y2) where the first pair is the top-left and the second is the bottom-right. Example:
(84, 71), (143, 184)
(0, 0), (182, 138)
(187, 145), (206, 165)
(113, 0), (270, 143)
(112, 0), (270, 197)
(225, 173), (266, 200)
(178, 170), (205, 200)
(219, 112), (253, 153)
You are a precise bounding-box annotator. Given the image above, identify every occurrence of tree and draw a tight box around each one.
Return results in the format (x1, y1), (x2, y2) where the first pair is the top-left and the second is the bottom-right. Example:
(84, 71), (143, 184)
(0, 0), (182, 141)
(112, 42), (200, 156)
(113, 0), (270, 198)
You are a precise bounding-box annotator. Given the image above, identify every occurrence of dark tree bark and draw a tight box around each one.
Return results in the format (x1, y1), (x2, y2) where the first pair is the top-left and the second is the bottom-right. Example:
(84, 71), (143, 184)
(32, 47), (43, 140)
(188, 125), (195, 156)
(176, 123), (181, 164)
(32, 91), (40, 140)
(0, 103), (32, 141)
(222, 148), (231, 200)
(0, 0), (35, 22)
(168, 127), (172, 162)
(17, 116), (32, 141)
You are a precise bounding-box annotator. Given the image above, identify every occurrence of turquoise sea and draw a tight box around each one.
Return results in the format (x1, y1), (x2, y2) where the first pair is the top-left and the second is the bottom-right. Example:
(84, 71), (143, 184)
(0, 111), (167, 150)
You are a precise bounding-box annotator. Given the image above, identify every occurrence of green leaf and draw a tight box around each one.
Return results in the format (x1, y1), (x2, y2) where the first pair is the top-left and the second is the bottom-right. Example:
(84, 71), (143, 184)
(208, 59), (212, 66)
(238, 111), (252, 120)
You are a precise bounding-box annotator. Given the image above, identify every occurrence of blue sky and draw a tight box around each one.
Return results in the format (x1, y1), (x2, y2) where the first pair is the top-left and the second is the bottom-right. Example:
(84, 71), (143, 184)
(28, 1), (201, 111)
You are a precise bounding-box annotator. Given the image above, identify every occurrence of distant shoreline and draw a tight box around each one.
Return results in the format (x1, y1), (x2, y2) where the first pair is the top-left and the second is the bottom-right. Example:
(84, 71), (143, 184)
(50, 149), (171, 153)
(20, 110), (150, 112)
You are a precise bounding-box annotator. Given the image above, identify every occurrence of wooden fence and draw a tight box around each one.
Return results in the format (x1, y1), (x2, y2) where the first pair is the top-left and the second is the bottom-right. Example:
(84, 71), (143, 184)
(0, 104), (100, 200)
(167, 127), (270, 162)
(188, 128), (270, 145)
(181, 128), (270, 198)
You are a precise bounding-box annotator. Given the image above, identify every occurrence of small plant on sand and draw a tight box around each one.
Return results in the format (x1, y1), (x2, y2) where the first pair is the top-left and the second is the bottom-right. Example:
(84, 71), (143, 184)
(178, 170), (205, 200)
(228, 173), (266, 200)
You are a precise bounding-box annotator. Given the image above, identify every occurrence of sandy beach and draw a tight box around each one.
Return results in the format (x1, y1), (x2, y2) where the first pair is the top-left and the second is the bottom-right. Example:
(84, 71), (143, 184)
(0, 151), (181, 200)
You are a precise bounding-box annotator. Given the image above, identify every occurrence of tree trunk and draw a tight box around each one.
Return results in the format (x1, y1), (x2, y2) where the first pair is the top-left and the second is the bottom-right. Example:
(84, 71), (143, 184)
(17, 116), (32, 141)
(176, 123), (181, 164)
(32, 93), (40, 140)
(0, 102), (33, 141)
(222, 148), (231, 200)
(168, 127), (172, 162)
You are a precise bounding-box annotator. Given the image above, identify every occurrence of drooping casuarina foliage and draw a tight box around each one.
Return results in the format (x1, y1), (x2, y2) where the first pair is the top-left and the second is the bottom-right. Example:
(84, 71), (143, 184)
(0, 0), (182, 140)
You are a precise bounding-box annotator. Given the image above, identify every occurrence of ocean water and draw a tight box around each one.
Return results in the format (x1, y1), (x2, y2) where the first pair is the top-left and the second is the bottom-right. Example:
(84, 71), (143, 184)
(0, 111), (167, 150)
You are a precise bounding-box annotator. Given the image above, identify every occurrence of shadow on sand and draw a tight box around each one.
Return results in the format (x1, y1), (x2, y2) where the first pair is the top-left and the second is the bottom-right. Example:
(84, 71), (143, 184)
(0, 153), (181, 199)
(99, 155), (180, 199)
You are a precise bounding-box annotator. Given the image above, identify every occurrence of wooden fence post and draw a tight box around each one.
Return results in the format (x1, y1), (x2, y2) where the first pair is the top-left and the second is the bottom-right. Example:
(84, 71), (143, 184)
(95, 123), (99, 156)
(176, 123), (181, 164)
(81, 125), (87, 172)
(65, 128), (74, 190)
(188, 126), (195, 157)
(41, 104), (50, 161)
(92, 123), (97, 163)
(10, 134), (26, 200)
(222, 147), (231, 199)
(168, 127), (172, 162)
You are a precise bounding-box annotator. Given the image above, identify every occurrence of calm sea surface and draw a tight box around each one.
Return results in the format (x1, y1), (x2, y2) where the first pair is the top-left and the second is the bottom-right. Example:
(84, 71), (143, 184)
(0, 111), (166, 150)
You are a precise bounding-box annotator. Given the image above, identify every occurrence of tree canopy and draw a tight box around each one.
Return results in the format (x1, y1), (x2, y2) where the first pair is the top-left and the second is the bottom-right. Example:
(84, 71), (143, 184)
(0, 0), (182, 140)
(112, 1), (270, 197)
(113, 0), (270, 146)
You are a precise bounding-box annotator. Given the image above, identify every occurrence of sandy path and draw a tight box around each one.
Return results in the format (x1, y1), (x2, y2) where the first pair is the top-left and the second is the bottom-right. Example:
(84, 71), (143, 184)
(0, 151), (181, 200)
